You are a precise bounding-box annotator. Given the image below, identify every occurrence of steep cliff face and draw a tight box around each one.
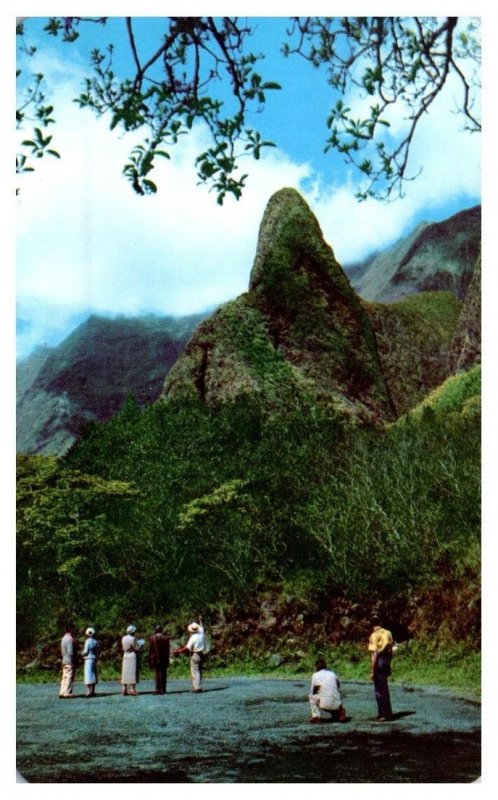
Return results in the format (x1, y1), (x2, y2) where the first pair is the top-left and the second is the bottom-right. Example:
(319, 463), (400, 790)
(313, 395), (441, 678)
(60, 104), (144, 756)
(163, 188), (394, 424)
(365, 292), (462, 417)
(350, 205), (481, 302)
(17, 314), (206, 455)
(448, 253), (481, 373)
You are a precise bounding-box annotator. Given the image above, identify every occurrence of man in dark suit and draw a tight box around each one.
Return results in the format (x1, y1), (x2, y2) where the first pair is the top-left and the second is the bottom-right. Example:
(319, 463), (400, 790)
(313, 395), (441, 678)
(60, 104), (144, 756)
(148, 624), (170, 694)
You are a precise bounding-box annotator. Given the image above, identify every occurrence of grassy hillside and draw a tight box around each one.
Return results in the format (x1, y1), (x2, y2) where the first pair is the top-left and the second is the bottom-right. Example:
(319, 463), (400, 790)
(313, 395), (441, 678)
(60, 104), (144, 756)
(401, 364), (480, 422)
(17, 363), (480, 660)
(366, 291), (462, 416)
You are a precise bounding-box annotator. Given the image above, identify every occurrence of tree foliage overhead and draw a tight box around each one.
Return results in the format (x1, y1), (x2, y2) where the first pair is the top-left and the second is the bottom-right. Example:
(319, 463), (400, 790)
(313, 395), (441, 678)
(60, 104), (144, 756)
(285, 16), (480, 199)
(16, 16), (480, 202)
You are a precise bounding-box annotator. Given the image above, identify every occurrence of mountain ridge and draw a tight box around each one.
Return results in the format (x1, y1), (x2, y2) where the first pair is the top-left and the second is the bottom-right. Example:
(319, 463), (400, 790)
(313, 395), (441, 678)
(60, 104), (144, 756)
(17, 195), (481, 455)
(349, 205), (480, 302)
(163, 189), (477, 422)
(16, 313), (207, 455)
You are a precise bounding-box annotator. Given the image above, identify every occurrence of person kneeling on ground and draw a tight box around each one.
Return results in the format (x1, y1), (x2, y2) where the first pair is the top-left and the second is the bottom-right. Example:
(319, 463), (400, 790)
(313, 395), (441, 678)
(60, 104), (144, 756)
(309, 658), (346, 723)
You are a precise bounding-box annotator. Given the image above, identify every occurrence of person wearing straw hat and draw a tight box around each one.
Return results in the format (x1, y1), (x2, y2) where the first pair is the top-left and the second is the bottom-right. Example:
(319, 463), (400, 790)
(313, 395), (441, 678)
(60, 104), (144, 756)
(82, 627), (99, 698)
(121, 625), (143, 696)
(173, 615), (206, 693)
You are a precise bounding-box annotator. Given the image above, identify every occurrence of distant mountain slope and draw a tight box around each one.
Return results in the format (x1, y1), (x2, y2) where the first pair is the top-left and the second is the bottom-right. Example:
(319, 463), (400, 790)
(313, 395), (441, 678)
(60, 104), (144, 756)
(17, 198), (481, 456)
(16, 345), (53, 406)
(16, 313), (206, 455)
(350, 205), (480, 302)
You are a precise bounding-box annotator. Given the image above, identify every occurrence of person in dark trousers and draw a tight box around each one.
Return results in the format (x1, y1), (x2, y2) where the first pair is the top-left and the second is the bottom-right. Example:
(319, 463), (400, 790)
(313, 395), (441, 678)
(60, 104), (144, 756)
(368, 615), (394, 721)
(148, 624), (171, 694)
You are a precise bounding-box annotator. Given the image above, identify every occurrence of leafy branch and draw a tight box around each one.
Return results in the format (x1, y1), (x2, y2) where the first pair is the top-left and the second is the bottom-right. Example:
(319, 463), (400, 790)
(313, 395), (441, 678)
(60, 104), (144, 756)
(284, 16), (481, 200)
(63, 16), (281, 201)
(16, 23), (60, 184)
(16, 16), (480, 202)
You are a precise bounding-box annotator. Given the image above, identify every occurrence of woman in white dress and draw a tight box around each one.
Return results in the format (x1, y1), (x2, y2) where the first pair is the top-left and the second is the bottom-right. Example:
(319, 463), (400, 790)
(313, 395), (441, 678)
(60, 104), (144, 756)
(121, 625), (142, 695)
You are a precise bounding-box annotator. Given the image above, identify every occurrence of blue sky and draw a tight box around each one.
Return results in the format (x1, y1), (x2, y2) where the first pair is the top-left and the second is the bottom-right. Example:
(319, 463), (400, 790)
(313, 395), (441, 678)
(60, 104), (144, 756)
(15, 11), (482, 360)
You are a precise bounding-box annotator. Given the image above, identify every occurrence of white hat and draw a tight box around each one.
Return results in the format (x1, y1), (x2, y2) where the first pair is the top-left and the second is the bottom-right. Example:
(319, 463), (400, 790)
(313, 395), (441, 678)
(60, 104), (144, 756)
(188, 622), (199, 633)
(86, 627), (95, 636)
(127, 625), (136, 634)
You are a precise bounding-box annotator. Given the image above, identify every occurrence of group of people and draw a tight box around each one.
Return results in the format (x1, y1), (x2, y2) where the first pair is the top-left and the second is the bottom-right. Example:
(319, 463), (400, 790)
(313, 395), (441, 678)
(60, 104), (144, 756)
(60, 614), (395, 724)
(59, 617), (206, 699)
(309, 616), (394, 723)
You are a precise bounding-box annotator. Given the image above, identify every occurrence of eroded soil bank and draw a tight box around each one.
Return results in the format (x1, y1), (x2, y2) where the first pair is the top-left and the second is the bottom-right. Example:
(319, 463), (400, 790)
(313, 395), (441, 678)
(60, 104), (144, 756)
(17, 677), (480, 783)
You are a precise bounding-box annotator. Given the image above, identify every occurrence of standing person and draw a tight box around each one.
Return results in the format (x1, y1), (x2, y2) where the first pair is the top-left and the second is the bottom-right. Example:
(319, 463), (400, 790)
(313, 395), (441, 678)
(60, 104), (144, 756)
(59, 625), (77, 699)
(309, 658), (346, 723)
(368, 615), (394, 721)
(121, 624), (142, 696)
(148, 624), (170, 695)
(82, 627), (99, 698)
(173, 615), (205, 693)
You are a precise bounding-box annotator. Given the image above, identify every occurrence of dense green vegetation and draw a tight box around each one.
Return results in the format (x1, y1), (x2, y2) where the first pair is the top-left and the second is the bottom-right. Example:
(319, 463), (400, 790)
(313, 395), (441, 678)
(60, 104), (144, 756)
(17, 366), (480, 669)
(366, 291), (463, 416)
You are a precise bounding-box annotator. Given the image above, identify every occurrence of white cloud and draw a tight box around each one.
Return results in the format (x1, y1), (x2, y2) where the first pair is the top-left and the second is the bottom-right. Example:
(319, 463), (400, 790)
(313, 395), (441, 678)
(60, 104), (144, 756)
(307, 68), (481, 265)
(16, 30), (481, 358)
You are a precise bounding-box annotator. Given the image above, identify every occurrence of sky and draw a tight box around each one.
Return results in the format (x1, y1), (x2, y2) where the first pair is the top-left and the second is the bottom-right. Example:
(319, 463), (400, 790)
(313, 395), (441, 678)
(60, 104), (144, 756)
(5, 3), (498, 792)
(14, 10), (483, 360)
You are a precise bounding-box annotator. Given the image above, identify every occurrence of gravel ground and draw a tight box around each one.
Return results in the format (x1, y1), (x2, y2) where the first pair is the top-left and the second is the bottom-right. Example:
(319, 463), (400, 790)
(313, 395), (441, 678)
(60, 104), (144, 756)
(16, 677), (481, 783)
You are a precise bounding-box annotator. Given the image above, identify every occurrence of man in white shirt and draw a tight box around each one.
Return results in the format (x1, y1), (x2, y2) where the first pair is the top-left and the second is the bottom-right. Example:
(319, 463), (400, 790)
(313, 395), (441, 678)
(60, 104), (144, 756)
(309, 658), (346, 723)
(174, 616), (206, 692)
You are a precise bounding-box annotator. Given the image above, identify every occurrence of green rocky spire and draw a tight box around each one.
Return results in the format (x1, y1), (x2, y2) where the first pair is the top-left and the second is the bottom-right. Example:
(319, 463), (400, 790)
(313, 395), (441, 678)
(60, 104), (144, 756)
(163, 187), (394, 424)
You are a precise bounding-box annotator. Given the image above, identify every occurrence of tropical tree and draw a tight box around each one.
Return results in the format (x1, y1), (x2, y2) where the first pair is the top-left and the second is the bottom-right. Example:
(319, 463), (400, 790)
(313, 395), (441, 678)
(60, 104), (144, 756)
(16, 15), (480, 202)
(286, 16), (481, 199)
(16, 454), (139, 644)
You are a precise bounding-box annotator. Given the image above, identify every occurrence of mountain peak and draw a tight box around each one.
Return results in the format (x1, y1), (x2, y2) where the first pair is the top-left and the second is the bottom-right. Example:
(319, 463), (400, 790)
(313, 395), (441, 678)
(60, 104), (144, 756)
(164, 188), (394, 423)
(249, 188), (325, 292)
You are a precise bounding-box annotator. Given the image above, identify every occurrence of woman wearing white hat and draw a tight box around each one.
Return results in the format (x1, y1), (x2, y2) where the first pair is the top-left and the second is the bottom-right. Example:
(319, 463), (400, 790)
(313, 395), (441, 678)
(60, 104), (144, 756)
(82, 627), (99, 698)
(121, 625), (142, 696)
